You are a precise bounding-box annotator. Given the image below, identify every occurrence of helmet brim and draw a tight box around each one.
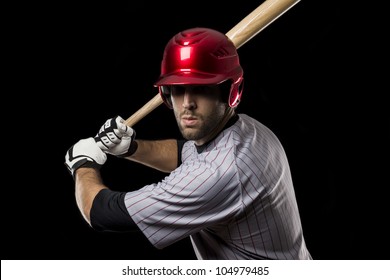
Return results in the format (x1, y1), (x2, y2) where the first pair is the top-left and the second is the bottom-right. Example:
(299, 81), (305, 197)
(154, 71), (226, 86)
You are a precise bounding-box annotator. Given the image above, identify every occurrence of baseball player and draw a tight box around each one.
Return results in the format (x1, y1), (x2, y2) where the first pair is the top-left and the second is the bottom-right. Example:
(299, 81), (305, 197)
(65, 27), (312, 260)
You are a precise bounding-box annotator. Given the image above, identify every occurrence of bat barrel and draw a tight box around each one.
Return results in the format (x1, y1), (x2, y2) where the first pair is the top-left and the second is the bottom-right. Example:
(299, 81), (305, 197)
(226, 0), (301, 48)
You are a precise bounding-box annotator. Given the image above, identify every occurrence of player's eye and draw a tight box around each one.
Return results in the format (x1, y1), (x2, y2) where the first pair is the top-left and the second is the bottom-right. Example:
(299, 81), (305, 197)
(171, 86), (186, 96)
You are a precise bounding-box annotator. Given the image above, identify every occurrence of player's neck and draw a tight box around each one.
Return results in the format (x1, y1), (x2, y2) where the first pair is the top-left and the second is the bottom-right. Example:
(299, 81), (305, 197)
(195, 107), (235, 146)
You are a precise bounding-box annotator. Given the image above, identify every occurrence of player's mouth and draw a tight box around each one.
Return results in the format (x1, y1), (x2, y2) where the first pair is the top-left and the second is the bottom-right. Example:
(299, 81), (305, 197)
(181, 115), (198, 127)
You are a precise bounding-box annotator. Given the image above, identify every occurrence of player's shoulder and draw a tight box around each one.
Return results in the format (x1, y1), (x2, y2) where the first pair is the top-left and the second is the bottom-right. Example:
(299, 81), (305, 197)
(237, 113), (261, 125)
(237, 113), (272, 132)
(235, 113), (281, 145)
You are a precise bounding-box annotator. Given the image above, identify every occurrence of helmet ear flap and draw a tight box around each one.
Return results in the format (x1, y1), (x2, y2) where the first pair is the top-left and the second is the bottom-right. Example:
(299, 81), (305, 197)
(229, 77), (244, 108)
(159, 86), (173, 109)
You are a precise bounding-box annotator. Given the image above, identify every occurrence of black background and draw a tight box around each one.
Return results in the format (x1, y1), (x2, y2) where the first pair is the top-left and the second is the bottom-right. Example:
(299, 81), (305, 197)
(4, 0), (388, 260)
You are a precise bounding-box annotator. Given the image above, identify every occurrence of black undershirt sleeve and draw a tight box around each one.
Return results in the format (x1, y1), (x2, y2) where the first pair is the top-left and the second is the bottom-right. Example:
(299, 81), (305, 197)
(177, 139), (186, 166)
(90, 189), (138, 232)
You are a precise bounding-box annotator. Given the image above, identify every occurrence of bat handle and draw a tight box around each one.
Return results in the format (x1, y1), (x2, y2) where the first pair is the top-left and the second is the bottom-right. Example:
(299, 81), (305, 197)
(124, 93), (163, 126)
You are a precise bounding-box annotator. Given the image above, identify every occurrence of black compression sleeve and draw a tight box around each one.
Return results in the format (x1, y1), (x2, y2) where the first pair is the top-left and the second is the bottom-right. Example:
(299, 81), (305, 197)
(90, 189), (138, 232)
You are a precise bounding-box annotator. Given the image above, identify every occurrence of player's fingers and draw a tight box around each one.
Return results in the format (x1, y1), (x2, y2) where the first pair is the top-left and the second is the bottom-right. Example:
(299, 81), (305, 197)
(115, 116), (134, 138)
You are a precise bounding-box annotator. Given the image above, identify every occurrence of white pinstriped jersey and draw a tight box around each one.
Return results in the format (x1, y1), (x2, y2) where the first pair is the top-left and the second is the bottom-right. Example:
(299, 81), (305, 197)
(124, 114), (312, 259)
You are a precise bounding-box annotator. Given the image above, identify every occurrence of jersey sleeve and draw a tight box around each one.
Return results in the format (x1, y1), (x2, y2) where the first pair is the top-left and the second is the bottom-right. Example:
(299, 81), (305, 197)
(124, 144), (242, 249)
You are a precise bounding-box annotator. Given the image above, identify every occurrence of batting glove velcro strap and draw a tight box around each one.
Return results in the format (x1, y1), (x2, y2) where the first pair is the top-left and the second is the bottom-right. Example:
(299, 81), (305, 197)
(65, 137), (107, 177)
(94, 115), (137, 157)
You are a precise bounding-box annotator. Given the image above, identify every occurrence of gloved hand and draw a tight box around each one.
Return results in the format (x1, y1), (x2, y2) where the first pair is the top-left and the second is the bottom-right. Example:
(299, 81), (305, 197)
(65, 137), (107, 177)
(94, 115), (137, 157)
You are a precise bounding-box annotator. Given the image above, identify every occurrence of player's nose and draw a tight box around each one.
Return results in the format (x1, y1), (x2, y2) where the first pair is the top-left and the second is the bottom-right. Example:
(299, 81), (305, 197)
(182, 91), (197, 110)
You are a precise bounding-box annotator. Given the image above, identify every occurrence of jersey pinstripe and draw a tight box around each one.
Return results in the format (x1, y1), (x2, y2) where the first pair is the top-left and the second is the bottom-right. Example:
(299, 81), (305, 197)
(124, 114), (311, 259)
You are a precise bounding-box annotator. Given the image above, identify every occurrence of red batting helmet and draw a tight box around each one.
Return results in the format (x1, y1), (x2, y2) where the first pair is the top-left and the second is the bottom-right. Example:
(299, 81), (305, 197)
(154, 27), (244, 108)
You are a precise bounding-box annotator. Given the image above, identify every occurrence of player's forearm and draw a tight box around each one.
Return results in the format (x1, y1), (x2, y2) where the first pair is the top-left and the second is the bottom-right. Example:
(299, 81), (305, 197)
(127, 139), (178, 173)
(74, 167), (108, 225)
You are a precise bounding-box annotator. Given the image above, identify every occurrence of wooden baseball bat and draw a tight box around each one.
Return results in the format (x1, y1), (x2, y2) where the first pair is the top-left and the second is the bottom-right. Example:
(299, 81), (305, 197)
(124, 0), (300, 126)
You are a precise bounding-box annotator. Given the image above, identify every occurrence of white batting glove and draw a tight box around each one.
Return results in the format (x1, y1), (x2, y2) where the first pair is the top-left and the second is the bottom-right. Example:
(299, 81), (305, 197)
(94, 115), (137, 157)
(65, 137), (107, 177)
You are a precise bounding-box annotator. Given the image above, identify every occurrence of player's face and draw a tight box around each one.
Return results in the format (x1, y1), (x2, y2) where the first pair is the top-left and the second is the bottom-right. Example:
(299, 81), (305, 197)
(171, 85), (227, 145)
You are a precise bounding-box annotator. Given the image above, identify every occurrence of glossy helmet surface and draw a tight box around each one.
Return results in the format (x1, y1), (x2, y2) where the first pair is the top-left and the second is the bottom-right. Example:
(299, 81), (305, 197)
(154, 27), (244, 108)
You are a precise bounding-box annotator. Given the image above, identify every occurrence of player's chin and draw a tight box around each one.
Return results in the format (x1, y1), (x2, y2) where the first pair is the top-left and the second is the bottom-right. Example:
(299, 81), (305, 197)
(180, 127), (202, 141)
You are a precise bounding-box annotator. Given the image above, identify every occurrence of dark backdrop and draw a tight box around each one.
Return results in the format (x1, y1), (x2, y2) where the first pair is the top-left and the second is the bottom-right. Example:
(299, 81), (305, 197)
(4, 0), (388, 260)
